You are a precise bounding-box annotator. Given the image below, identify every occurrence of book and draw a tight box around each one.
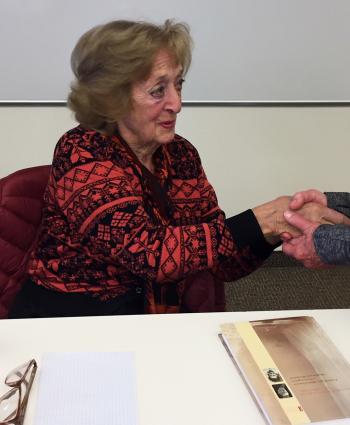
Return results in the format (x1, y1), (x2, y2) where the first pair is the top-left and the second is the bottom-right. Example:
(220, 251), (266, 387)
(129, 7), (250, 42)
(220, 316), (350, 425)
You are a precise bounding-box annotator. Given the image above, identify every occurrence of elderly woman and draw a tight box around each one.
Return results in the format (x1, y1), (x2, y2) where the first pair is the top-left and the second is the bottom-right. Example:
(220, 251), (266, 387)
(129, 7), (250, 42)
(9, 20), (346, 318)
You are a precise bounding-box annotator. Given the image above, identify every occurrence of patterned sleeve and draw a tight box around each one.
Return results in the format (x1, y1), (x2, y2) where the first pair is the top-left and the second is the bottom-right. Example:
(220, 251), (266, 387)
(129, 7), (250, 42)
(52, 134), (272, 286)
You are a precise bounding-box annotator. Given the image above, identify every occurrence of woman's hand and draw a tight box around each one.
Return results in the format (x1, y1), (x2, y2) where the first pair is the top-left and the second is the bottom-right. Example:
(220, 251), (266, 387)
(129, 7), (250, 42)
(252, 196), (294, 245)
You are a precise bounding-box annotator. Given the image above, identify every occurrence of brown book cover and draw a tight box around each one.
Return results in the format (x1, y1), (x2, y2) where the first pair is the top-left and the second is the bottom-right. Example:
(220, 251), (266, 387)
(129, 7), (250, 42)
(220, 316), (350, 425)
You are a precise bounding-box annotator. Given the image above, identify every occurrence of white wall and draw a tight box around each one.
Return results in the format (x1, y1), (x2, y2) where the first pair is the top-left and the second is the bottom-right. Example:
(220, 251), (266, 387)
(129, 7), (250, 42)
(1, 106), (349, 216)
(2, 0), (350, 101)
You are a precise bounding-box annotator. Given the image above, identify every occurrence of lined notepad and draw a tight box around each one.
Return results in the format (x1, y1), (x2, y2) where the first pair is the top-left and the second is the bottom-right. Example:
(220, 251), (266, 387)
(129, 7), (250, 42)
(34, 352), (139, 425)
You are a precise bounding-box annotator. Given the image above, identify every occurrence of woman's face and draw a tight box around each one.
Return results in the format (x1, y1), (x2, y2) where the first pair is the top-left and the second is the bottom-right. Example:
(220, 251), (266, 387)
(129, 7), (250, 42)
(277, 386), (289, 398)
(267, 370), (279, 380)
(118, 49), (184, 148)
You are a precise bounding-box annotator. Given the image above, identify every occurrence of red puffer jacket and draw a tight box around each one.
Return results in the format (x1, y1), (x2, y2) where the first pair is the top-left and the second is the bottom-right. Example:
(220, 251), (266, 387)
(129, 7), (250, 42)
(0, 165), (50, 318)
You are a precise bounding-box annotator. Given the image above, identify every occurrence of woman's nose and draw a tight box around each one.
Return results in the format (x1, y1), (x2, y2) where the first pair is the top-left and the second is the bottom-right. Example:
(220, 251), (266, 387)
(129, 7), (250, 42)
(165, 86), (182, 113)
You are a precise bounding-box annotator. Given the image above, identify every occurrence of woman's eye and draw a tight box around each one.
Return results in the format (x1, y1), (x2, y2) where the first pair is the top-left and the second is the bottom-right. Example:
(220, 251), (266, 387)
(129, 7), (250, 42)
(176, 78), (185, 92)
(150, 86), (165, 99)
(149, 79), (185, 99)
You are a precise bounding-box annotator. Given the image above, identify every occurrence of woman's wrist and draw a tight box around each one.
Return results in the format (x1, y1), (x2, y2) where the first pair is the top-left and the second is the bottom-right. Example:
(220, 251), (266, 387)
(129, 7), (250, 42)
(252, 196), (291, 245)
(225, 209), (277, 259)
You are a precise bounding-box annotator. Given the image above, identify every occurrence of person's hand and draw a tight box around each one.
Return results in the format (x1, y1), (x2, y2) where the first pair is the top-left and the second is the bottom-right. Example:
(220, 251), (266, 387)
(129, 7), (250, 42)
(289, 189), (327, 210)
(252, 196), (349, 245)
(280, 198), (350, 242)
(281, 210), (328, 269)
(253, 196), (294, 245)
(292, 201), (350, 225)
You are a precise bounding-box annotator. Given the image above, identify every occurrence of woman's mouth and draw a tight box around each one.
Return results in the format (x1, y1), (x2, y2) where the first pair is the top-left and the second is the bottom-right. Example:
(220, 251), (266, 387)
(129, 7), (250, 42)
(159, 120), (175, 129)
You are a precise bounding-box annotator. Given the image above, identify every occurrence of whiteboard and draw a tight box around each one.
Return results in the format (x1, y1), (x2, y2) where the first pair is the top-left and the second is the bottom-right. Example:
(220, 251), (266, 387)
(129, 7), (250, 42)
(1, 0), (350, 102)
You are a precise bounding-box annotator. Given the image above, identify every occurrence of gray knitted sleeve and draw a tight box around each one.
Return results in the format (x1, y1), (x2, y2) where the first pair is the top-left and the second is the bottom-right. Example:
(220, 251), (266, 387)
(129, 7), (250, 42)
(325, 192), (350, 218)
(314, 224), (350, 265)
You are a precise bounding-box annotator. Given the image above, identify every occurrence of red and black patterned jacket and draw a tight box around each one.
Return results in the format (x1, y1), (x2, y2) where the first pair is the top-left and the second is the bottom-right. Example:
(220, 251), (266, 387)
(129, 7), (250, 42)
(28, 126), (274, 312)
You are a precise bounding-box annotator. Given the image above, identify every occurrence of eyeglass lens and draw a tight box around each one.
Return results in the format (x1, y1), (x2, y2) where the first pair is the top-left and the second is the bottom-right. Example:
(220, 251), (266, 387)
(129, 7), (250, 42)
(0, 387), (20, 423)
(0, 360), (36, 424)
(6, 361), (33, 386)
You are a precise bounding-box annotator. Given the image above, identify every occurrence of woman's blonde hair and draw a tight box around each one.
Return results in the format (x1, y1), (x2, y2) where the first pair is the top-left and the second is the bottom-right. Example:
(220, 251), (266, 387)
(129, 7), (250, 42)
(68, 19), (192, 135)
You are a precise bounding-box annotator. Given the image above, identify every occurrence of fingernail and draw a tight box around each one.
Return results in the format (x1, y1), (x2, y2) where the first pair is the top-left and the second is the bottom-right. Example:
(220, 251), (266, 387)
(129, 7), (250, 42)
(284, 210), (292, 219)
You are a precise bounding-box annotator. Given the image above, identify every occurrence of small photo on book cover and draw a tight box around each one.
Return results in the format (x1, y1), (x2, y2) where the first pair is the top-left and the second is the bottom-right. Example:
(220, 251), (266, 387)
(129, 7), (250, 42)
(265, 368), (283, 383)
(220, 316), (350, 425)
(272, 384), (293, 399)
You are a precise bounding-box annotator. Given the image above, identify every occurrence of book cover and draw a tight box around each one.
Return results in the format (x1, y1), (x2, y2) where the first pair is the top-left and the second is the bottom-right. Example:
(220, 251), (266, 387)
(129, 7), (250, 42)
(220, 316), (350, 425)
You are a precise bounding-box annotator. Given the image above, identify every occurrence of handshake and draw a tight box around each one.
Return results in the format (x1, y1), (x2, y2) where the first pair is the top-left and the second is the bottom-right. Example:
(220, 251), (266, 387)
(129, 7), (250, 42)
(253, 190), (350, 269)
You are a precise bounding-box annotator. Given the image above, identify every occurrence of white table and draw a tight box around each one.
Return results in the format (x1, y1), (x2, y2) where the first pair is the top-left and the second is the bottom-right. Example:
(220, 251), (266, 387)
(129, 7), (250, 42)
(1, 309), (350, 425)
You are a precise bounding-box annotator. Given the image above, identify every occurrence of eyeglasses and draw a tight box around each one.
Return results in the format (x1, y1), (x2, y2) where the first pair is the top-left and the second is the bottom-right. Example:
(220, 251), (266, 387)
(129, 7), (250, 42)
(0, 359), (37, 425)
